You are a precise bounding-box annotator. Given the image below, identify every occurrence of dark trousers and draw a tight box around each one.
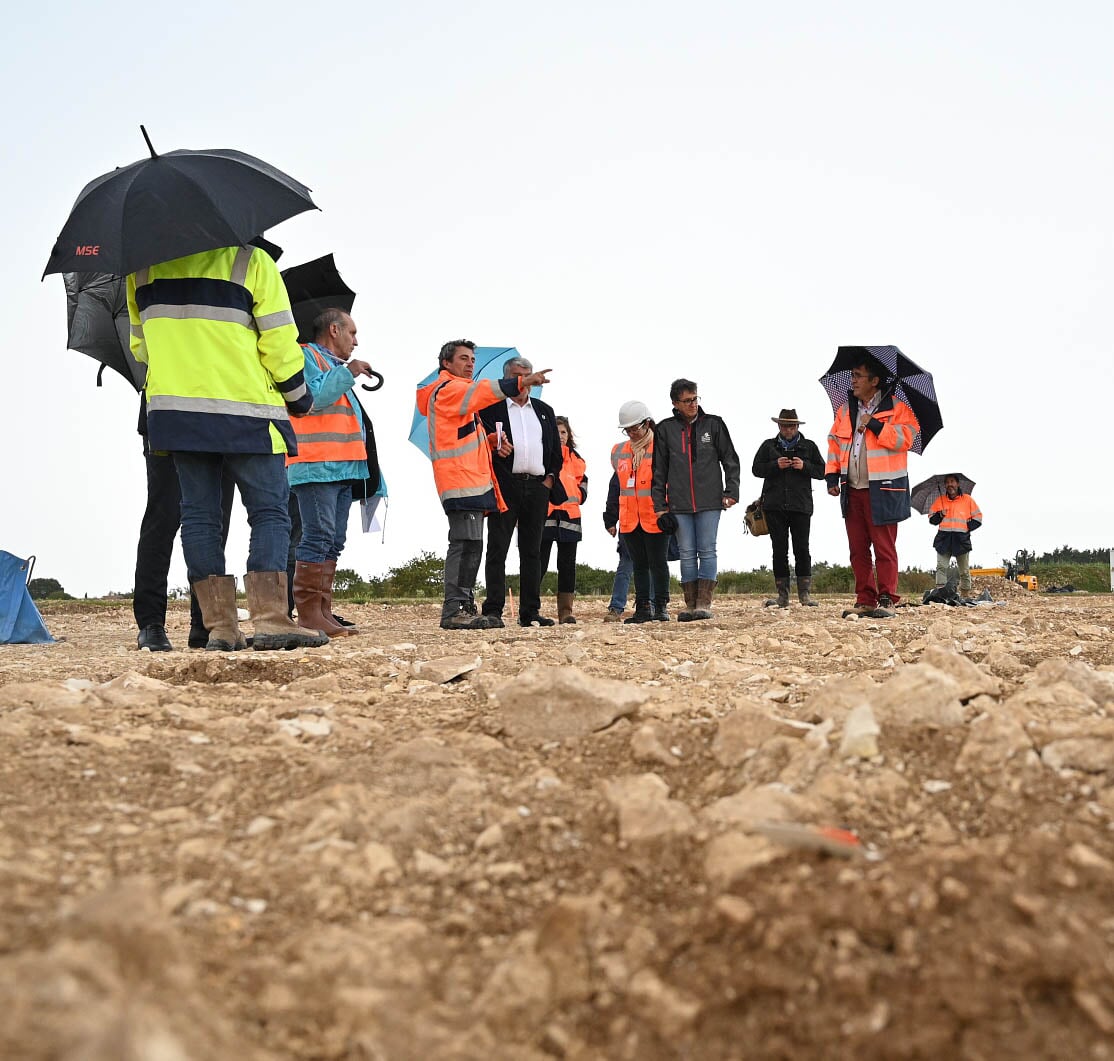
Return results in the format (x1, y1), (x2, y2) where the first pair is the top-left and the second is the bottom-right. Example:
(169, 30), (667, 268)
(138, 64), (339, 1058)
(539, 535), (579, 593)
(765, 509), (813, 579)
(483, 477), (549, 619)
(622, 526), (670, 607)
(134, 452), (233, 631)
(443, 510), (485, 621)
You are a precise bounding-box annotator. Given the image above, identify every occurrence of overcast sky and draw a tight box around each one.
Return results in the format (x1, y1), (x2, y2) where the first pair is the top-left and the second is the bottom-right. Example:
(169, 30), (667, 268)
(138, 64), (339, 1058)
(3, 1), (1111, 598)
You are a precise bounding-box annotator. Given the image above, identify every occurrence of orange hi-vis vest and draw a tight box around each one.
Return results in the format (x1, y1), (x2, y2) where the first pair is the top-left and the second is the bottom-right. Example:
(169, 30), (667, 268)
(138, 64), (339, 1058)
(929, 492), (982, 532)
(415, 369), (516, 513)
(549, 445), (586, 521)
(286, 345), (365, 466)
(612, 438), (660, 533)
(825, 393), (919, 525)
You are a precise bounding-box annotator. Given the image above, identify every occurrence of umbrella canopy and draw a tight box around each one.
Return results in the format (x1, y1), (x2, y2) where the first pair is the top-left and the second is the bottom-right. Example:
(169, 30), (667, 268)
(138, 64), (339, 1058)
(43, 127), (316, 278)
(281, 254), (356, 343)
(819, 344), (943, 454)
(63, 271), (145, 391)
(409, 346), (538, 457)
(910, 472), (976, 515)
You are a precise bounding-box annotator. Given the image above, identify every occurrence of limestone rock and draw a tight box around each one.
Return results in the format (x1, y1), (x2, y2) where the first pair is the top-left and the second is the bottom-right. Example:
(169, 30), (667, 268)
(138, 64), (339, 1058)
(919, 645), (1001, 700)
(702, 784), (818, 828)
(711, 703), (787, 766)
(955, 712), (1035, 775)
(626, 968), (701, 1039)
(704, 831), (785, 888)
(414, 655), (481, 684)
(630, 724), (681, 767)
(872, 664), (965, 728)
(839, 704), (881, 758)
(602, 773), (696, 842)
(1041, 738), (1114, 773)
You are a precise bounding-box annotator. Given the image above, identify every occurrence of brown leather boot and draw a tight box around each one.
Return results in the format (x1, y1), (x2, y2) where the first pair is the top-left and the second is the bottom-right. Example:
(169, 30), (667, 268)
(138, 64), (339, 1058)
(692, 578), (717, 620)
(557, 592), (577, 624)
(321, 559), (359, 635)
(677, 581), (698, 622)
(245, 571), (329, 651)
(192, 574), (246, 651)
(293, 561), (347, 638)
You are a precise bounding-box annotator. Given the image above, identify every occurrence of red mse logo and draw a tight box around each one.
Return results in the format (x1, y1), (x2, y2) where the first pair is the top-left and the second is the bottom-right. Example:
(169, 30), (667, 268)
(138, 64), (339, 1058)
(75, 245), (100, 256)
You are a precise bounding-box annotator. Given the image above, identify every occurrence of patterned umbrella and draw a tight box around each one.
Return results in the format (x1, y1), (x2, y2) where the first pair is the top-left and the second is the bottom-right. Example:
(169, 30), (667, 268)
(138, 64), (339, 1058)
(910, 472), (976, 515)
(819, 345), (942, 454)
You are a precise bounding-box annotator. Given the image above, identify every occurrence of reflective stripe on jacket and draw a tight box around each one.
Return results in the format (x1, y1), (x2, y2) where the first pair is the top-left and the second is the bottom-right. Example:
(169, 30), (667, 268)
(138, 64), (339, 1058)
(546, 445), (587, 540)
(612, 439), (660, 534)
(415, 369), (518, 513)
(824, 392), (919, 525)
(128, 245), (309, 455)
(287, 344), (366, 470)
(930, 492), (982, 556)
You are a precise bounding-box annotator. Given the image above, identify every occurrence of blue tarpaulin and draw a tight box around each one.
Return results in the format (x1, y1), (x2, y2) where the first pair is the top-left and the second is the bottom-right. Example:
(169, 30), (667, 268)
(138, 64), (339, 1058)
(0, 551), (55, 644)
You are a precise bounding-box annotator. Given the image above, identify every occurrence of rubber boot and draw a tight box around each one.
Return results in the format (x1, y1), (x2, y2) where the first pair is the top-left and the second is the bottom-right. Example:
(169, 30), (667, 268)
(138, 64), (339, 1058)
(677, 581), (698, 622)
(692, 579), (717, 620)
(245, 571), (329, 651)
(192, 575), (246, 651)
(293, 561), (347, 638)
(797, 576), (818, 607)
(765, 577), (790, 609)
(624, 600), (654, 624)
(321, 559), (358, 636)
(557, 592), (577, 624)
(651, 598), (670, 622)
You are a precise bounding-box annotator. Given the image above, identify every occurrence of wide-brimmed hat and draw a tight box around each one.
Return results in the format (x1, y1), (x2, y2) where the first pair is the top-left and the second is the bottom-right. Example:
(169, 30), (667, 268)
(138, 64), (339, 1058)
(771, 408), (804, 424)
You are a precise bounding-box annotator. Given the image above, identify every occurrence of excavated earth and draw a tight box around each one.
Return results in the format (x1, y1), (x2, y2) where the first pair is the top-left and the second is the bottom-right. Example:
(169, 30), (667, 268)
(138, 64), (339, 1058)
(2, 584), (1114, 1060)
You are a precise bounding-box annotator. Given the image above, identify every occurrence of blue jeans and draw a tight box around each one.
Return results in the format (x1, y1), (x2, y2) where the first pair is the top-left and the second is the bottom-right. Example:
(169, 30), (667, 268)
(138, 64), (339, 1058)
(673, 509), (722, 582)
(609, 540), (634, 611)
(292, 482), (353, 563)
(175, 452), (291, 578)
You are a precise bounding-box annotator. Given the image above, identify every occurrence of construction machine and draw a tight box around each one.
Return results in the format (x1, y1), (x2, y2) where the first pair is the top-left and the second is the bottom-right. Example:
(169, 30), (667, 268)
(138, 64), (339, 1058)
(970, 550), (1038, 591)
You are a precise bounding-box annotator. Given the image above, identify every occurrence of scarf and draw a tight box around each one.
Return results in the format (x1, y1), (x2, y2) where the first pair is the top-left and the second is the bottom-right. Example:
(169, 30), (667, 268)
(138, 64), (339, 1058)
(629, 428), (653, 471)
(775, 432), (799, 452)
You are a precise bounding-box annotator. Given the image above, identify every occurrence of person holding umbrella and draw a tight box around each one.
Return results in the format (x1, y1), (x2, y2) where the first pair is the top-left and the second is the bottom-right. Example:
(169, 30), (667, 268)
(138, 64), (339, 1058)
(917, 473), (983, 598)
(825, 352), (920, 619)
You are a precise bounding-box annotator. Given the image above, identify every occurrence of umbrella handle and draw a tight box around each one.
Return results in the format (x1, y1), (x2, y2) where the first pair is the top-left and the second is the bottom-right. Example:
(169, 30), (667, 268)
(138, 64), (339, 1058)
(361, 370), (384, 392)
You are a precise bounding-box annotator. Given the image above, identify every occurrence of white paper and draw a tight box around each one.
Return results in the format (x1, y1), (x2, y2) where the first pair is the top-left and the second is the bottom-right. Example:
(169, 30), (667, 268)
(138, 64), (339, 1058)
(361, 496), (387, 540)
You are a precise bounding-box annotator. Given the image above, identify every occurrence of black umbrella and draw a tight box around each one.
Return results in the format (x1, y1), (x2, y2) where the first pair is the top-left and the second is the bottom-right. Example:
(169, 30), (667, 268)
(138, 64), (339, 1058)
(910, 472), (976, 515)
(819, 345), (943, 454)
(280, 254), (383, 392)
(63, 271), (145, 391)
(43, 126), (316, 278)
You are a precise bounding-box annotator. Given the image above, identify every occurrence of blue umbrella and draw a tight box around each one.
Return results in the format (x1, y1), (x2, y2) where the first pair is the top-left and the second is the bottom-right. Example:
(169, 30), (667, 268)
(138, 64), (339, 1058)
(409, 346), (540, 457)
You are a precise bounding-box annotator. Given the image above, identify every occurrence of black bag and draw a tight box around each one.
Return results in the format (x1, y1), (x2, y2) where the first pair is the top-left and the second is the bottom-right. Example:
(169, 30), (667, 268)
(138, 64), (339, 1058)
(743, 498), (769, 536)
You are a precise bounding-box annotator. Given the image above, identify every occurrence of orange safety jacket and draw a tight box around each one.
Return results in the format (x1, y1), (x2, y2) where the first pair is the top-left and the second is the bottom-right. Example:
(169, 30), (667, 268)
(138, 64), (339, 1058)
(929, 492), (983, 557)
(415, 369), (519, 513)
(546, 445), (587, 540)
(286, 345), (366, 466)
(612, 438), (660, 533)
(825, 392), (919, 525)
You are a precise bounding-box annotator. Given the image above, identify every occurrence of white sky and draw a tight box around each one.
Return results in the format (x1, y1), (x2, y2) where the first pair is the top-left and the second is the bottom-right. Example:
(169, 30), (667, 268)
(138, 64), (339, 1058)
(3, 1), (1111, 597)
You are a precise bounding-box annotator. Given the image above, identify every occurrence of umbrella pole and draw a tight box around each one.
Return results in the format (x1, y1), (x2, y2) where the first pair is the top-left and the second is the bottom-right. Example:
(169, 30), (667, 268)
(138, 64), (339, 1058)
(140, 125), (158, 158)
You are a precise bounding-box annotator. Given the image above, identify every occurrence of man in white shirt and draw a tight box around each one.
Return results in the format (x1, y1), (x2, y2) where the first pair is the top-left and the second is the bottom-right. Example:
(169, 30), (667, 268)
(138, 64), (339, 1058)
(479, 356), (564, 627)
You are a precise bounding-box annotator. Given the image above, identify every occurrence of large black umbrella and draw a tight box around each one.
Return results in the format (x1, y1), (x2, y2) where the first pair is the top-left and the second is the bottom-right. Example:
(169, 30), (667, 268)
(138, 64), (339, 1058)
(819, 344), (943, 454)
(63, 271), (145, 391)
(910, 472), (976, 515)
(43, 126), (316, 278)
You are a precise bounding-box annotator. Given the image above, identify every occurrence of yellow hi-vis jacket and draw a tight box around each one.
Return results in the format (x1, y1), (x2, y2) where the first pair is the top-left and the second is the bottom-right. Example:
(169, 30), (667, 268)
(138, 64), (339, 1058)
(128, 245), (310, 455)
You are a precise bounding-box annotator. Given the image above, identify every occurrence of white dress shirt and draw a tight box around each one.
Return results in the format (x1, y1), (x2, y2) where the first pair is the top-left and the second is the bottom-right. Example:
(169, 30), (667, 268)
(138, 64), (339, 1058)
(506, 398), (545, 475)
(848, 390), (882, 489)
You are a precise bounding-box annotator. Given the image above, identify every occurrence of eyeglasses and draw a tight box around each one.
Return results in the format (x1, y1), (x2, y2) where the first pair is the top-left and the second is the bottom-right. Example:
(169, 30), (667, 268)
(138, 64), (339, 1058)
(676, 396), (699, 405)
(849, 371), (874, 381)
(623, 421), (647, 435)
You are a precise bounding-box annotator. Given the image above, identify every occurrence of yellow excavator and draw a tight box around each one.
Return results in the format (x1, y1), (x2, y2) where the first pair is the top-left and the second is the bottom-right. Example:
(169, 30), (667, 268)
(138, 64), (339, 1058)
(970, 550), (1038, 591)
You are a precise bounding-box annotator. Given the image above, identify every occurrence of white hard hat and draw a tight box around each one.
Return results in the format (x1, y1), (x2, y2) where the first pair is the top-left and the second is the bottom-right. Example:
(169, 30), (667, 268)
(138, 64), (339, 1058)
(618, 400), (652, 430)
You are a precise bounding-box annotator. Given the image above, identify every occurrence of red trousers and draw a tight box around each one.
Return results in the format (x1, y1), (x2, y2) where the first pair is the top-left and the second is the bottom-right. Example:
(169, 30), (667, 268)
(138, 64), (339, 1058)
(845, 488), (900, 605)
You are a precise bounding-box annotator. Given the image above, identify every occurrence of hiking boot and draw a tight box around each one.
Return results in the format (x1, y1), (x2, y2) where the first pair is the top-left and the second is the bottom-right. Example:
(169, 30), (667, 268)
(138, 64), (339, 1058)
(842, 603), (876, 619)
(765, 577), (790, 609)
(245, 572), (329, 650)
(692, 579), (717, 620)
(624, 601), (654, 624)
(441, 608), (490, 630)
(137, 624), (173, 652)
(519, 614), (557, 627)
(797, 576), (818, 607)
(482, 614), (506, 629)
(869, 595), (896, 619)
(192, 575), (247, 651)
(604, 607), (624, 623)
(651, 601), (670, 622)
(557, 592), (577, 624)
(677, 581), (698, 622)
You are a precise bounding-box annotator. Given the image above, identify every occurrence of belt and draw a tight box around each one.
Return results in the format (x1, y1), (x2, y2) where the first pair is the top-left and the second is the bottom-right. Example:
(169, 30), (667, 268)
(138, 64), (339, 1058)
(511, 472), (545, 481)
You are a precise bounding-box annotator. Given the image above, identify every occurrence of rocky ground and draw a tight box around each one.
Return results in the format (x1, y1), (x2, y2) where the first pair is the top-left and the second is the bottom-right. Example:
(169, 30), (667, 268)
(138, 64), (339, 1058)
(1, 583), (1113, 1060)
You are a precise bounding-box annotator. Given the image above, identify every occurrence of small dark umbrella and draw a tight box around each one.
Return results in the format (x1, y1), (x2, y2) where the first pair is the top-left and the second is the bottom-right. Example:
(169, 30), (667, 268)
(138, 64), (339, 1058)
(43, 126), (317, 278)
(910, 472), (976, 515)
(819, 344), (943, 454)
(63, 271), (145, 390)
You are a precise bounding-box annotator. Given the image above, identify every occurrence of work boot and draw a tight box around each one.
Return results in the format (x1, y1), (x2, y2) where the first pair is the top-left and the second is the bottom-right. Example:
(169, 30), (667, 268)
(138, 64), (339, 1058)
(557, 592), (577, 624)
(137, 624), (173, 652)
(322, 559), (358, 635)
(294, 561), (349, 639)
(245, 571), (328, 651)
(677, 581), (698, 622)
(651, 599), (670, 622)
(692, 578), (717, 620)
(187, 624), (209, 649)
(797, 576), (818, 607)
(441, 608), (492, 630)
(765, 577), (790, 609)
(842, 602), (876, 619)
(193, 575), (247, 651)
(604, 607), (624, 623)
(869, 594), (896, 619)
(624, 601), (654, 624)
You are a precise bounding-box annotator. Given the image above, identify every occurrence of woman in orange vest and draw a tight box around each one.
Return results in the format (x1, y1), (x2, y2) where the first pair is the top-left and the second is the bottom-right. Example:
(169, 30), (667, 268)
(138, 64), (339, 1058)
(540, 416), (588, 624)
(612, 400), (670, 623)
